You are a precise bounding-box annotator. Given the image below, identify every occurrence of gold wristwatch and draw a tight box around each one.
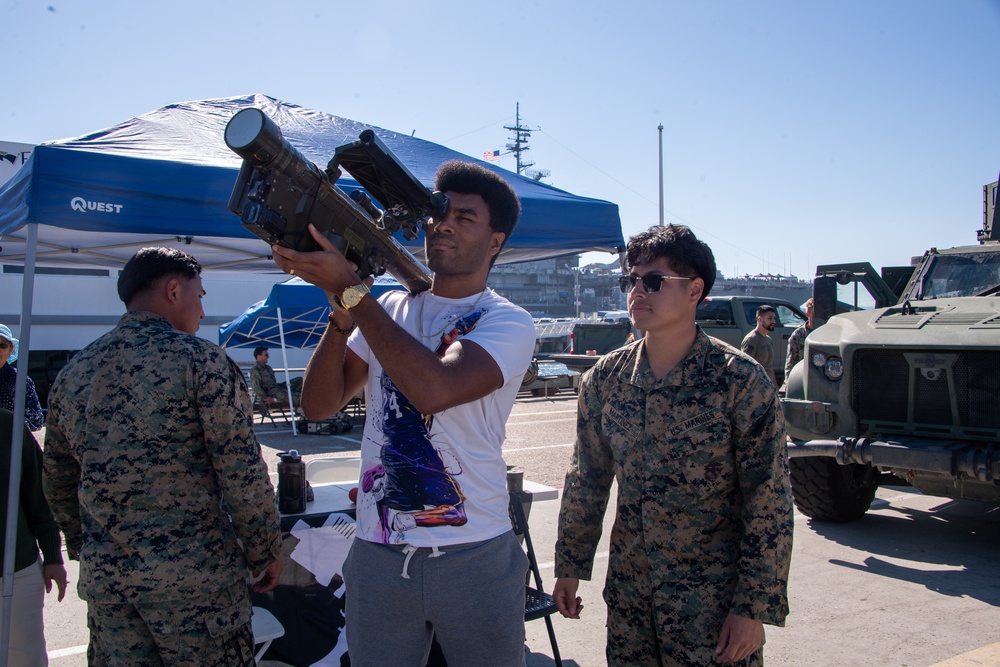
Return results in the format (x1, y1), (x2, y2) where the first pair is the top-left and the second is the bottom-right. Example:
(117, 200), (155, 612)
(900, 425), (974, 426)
(339, 283), (370, 309)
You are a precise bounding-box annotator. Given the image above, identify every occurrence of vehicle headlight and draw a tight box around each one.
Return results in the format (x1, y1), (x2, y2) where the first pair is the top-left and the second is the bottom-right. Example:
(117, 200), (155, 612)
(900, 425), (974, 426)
(809, 350), (844, 381)
(823, 358), (844, 381)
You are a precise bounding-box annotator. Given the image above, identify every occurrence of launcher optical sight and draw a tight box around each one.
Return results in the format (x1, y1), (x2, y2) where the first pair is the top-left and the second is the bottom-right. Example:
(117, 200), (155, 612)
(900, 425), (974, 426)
(225, 108), (440, 294)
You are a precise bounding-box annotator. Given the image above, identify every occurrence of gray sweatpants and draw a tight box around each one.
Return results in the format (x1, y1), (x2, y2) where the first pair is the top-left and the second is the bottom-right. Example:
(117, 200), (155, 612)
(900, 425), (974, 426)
(343, 532), (528, 667)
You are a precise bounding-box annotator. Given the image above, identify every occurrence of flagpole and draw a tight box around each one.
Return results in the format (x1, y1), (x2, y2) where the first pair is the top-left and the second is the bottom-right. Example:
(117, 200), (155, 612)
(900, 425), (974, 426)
(658, 124), (664, 226)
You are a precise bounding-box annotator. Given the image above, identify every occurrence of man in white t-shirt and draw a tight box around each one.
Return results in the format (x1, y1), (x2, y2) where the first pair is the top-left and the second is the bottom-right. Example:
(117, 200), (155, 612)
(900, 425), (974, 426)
(271, 160), (534, 667)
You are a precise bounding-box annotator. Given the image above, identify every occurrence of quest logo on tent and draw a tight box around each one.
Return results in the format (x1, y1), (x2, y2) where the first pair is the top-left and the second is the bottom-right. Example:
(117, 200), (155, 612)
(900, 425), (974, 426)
(70, 196), (124, 214)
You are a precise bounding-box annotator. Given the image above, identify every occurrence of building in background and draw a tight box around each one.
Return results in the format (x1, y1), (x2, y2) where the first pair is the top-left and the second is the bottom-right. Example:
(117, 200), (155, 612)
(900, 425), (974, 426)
(489, 256), (626, 318)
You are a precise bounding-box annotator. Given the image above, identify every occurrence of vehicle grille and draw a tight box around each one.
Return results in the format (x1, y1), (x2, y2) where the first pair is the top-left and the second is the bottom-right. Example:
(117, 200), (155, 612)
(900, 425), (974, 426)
(852, 348), (1000, 438)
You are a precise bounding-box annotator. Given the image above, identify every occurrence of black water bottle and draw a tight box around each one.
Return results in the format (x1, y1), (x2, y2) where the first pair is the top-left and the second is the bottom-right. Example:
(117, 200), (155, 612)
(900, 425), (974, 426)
(277, 450), (307, 514)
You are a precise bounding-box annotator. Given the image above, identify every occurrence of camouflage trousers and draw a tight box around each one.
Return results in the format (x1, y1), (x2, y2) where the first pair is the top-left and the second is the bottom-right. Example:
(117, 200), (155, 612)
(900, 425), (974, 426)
(605, 578), (763, 667)
(86, 580), (255, 667)
(266, 377), (303, 406)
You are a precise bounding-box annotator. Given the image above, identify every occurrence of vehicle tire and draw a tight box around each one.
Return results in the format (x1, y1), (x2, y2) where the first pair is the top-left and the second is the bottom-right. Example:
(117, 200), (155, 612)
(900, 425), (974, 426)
(522, 360), (539, 387)
(788, 457), (878, 522)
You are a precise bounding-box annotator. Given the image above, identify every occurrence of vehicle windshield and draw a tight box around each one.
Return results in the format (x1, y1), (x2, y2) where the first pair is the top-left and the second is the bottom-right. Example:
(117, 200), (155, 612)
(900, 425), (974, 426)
(915, 251), (1000, 299)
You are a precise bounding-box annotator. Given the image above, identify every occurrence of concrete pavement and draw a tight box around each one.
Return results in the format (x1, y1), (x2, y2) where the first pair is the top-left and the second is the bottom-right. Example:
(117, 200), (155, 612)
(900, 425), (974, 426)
(27, 404), (1000, 666)
(38, 484), (1000, 667)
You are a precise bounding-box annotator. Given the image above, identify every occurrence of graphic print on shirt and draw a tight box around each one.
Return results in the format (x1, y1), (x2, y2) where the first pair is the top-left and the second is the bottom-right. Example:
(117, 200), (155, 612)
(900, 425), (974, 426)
(363, 306), (487, 544)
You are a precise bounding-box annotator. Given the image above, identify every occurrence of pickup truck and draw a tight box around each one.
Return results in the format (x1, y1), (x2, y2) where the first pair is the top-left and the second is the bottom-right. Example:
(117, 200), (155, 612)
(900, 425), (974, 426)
(524, 321), (633, 389)
(695, 296), (808, 386)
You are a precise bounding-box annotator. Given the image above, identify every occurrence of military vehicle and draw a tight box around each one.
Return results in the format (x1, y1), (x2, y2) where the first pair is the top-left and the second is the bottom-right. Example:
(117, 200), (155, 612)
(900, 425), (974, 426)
(782, 181), (1000, 521)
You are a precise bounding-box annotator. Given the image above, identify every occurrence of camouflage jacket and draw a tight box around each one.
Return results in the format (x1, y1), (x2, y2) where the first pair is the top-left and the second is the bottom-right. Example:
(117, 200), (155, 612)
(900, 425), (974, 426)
(43, 311), (281, 603)
(555, 328), (793, 625)
(784, 323), (812, 380)
(249, 361), (278, 400)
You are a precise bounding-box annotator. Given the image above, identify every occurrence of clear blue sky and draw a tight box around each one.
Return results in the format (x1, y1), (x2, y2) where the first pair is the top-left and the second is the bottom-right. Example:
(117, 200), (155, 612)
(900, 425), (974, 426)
(5, 0), (1000, 280)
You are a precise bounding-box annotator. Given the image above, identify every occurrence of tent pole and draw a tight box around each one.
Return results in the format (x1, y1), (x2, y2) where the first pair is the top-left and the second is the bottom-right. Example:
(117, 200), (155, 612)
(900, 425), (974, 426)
(276, 308), (297, 436)
(1, 222), (38, 667)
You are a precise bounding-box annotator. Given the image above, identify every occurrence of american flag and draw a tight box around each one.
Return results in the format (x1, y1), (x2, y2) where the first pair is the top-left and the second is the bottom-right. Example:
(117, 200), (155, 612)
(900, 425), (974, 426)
(483, 150), (501, 163)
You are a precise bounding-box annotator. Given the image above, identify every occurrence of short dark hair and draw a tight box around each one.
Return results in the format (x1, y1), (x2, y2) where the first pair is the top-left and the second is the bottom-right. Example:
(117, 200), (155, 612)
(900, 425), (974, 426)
(253, 347), (269, 359)
(625, 224), (716, 302)
(757, 305), (777, 318)
(118, 247), (202, 305)
(435, 161), (521, 266)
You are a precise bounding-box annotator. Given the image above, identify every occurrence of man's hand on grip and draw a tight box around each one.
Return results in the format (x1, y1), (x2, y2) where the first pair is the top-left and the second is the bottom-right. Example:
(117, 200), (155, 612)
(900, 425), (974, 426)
(271, 224), (362, 295)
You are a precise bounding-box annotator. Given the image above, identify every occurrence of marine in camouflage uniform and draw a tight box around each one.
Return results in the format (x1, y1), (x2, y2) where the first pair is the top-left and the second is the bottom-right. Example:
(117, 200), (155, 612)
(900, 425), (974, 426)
(783, 299), (814, 383)
(783, 324), (810, 380)
(554, 225), (793, 666)
(43, 249), (281, 667)
(249, 348), (302, 406)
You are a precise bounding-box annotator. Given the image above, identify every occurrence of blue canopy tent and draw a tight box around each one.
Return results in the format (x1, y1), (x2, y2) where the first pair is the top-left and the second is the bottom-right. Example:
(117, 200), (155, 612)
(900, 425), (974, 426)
(220, 275), (404, 349)
(218, 275), (405, 435)
(217, 276), (385, 350)
(0, 93), (623, 270)
(0, 93), (623, 641)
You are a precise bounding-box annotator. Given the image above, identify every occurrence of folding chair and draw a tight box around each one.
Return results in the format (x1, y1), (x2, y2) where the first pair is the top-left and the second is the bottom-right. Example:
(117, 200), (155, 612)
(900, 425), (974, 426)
(253, 394), (293, 427)
(253, 397), (277, 426)
(251, 606), (285, 664)
(508, 491), (563, 667)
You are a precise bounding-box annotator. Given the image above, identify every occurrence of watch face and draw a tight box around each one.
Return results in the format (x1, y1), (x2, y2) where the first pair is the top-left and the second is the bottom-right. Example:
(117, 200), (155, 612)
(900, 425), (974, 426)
(342, 285), (368, 308)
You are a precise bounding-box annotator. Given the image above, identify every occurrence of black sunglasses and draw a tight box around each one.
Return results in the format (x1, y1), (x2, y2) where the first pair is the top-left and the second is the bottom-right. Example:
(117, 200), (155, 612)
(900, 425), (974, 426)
(618, 274), (693, 294)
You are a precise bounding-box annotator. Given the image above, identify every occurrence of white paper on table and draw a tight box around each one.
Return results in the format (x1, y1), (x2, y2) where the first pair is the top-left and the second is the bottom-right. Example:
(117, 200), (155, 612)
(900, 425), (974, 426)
(288, 512), (356, 588)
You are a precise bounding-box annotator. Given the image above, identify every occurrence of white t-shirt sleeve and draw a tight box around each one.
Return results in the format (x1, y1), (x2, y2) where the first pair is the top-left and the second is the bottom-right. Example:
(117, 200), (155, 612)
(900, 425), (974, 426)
(461, 300), (535, 384)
